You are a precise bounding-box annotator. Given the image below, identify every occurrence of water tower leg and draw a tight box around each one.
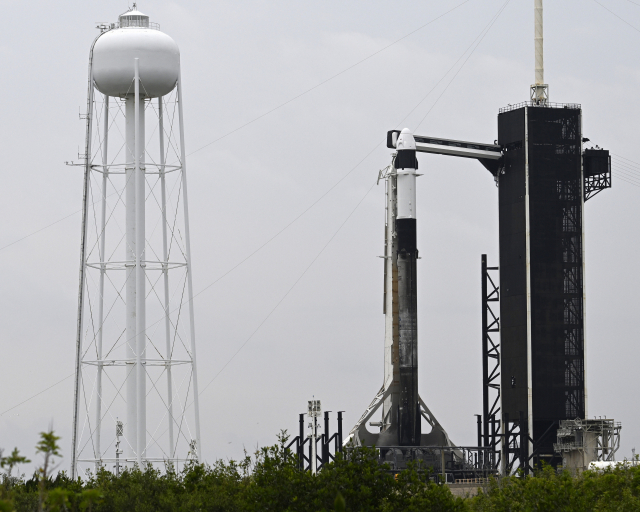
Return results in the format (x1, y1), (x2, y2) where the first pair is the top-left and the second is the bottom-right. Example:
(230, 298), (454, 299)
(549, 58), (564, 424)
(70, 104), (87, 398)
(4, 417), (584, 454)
(71, 59), (96, 480)
(95, 94), (110, 471)
(158, 96), (175, 462)
(125, 61), (147, 464)
(177, 68), (202, 461)
(125, 95), (137, 461)
(133, 58), (147, 465)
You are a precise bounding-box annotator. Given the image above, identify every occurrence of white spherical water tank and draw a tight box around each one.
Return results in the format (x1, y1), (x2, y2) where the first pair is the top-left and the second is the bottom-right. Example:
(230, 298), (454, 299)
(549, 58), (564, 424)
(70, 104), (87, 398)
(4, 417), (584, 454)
(92, 8), (179, 98)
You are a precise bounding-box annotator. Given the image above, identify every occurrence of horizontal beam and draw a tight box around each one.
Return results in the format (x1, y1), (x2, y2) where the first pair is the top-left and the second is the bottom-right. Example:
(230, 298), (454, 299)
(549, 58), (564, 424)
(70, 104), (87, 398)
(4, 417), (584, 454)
(415, 136), (502, 160)
(387, 130), (502, 160)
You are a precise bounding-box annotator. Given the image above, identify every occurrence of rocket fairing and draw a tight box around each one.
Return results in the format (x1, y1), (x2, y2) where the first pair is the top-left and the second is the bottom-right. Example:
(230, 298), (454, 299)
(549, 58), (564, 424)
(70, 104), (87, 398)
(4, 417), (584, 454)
(394, 128), (420, 445)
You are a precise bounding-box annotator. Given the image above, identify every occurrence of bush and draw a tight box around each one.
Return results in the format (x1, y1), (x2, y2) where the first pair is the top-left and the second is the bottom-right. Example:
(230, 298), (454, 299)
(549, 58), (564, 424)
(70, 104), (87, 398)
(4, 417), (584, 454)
(469, 463), (640, 511)
(4, 430), (640, 511)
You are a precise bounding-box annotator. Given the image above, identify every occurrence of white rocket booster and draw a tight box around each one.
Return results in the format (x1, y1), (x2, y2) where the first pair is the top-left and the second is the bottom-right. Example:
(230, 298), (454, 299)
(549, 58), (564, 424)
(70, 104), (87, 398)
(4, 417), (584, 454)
(396, 128), (417, 220)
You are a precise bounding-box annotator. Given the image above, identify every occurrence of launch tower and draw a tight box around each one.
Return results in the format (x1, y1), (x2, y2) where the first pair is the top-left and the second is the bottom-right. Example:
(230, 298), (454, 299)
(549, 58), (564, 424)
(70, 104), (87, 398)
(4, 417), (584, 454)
(496, 1), (611, 467)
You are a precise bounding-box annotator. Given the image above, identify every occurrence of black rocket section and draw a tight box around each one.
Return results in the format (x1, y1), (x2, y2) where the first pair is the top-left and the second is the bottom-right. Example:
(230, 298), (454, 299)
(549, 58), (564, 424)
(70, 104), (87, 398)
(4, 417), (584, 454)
(396, 217), (420, 446)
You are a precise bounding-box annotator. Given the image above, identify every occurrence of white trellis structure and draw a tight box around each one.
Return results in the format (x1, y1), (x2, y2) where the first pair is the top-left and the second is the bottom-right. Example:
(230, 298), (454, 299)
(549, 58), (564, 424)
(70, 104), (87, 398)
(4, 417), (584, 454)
(71, 14), (201, 478)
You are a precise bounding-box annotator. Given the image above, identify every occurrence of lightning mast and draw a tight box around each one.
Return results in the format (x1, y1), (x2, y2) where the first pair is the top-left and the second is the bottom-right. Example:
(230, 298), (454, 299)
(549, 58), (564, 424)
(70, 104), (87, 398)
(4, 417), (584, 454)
(531, 0), (548, 104)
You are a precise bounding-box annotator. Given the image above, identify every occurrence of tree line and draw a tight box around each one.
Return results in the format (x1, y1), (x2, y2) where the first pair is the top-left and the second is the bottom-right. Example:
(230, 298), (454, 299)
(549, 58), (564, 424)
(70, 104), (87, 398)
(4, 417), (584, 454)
(2, 429), (640, 511)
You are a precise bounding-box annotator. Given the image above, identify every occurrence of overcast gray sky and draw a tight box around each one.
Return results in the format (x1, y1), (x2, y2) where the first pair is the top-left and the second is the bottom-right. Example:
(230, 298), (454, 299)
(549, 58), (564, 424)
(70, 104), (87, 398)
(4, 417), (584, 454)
(1, 0), (639, 474)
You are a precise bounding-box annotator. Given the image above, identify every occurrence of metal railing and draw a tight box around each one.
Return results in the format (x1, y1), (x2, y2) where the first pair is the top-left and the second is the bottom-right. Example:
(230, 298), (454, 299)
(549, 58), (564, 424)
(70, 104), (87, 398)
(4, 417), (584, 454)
(499, 101), (581, 114)
(554, 442), (584, 452)
(119, 18), (160, 29)
(454, 478), (490, 484)
(98, 20), (160, 31)
(371, 445), (498, 479)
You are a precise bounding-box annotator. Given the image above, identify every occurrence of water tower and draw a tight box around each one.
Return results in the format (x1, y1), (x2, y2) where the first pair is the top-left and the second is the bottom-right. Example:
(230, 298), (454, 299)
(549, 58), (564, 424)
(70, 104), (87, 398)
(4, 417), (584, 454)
(70, 5), (201, 477)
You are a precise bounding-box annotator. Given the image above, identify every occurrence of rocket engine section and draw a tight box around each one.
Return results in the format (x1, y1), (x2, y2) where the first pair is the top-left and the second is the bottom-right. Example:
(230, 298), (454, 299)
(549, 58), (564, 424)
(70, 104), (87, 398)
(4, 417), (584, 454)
(395, 129), (420, 446)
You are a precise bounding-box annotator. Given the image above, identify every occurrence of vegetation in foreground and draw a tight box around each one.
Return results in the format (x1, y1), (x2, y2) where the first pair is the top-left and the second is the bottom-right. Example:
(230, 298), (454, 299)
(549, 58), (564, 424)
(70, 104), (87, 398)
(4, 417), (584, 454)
(2, 429), (640, 511)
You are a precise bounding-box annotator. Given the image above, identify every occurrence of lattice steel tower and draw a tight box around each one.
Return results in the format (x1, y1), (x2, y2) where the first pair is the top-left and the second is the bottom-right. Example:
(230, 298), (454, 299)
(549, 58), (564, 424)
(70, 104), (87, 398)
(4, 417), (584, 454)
(71, 5), (201, 478)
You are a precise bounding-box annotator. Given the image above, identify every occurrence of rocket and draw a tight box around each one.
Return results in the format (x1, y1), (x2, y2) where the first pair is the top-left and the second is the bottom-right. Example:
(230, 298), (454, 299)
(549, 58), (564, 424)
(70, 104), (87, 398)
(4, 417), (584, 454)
(346, 128), (452, 448)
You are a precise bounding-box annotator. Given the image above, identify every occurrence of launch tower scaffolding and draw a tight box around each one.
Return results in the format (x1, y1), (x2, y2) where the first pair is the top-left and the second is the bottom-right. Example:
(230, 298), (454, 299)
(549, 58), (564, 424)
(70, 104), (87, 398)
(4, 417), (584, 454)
(481, 255), (501, 469)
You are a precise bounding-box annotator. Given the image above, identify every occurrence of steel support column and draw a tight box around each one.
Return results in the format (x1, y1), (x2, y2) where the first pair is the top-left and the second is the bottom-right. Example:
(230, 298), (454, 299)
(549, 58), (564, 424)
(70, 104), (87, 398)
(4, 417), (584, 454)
(481, 255), (501, 457)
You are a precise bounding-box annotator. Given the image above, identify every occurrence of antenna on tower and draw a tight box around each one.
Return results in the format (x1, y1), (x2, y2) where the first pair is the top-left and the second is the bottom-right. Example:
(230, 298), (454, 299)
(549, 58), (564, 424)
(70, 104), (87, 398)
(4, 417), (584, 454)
(530, 0), (548, 104)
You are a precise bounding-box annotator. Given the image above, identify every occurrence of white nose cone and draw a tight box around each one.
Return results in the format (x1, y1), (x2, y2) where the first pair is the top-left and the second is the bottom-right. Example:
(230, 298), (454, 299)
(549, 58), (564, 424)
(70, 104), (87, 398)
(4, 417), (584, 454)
(395, 127), (416, 150)
(92, 10), (179, 98)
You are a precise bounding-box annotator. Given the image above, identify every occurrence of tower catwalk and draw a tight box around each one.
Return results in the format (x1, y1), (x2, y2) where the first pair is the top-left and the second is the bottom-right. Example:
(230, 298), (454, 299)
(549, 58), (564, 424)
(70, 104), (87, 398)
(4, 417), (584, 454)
(71, 5), (201, 477)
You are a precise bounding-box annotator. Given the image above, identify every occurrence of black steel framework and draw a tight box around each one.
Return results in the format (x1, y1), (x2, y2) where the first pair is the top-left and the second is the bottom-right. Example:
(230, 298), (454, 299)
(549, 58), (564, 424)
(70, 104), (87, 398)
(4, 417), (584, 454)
(583, 149), (611, 201)
(498, 104), (586, 466)
(286, 411), (344, 472)
(502, 413), (524, 475)
(502, 411), (561, 475)
(481, 255), (501, 468)
(502, 412), (532, 475)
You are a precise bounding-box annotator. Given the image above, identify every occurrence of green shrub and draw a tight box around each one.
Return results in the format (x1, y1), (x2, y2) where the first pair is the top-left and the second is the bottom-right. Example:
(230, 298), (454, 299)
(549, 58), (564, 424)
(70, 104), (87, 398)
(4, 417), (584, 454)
(5, 430), (640, 511)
